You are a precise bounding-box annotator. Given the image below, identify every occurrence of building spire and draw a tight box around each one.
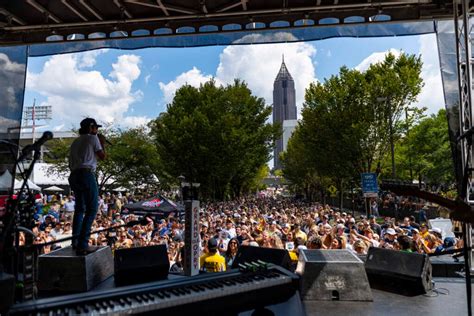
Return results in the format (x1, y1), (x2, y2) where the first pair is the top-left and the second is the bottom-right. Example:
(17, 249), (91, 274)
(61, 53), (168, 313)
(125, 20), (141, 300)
(275, 55), (293, 81)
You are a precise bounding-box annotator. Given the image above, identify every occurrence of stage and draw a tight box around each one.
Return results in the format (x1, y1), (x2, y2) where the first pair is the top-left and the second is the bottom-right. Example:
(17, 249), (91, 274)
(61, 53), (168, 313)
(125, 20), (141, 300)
(304, 278), (470, 315)
(15, 253), (466, 316)
(11, 275), (471, 315)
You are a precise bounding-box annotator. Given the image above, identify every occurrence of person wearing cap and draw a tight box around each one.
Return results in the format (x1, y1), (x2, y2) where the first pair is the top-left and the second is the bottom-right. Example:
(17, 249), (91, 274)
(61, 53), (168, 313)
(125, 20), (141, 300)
(268, 221), (282, 238)
(200, 238), (226, 272)
(223, 219), (236, 239)
(419, 223), (430, 239)
(344, 217), (356, 234)
(50, 222), (63, 239)
(69, 118), (107, 256)
(380, 227), (397, 249)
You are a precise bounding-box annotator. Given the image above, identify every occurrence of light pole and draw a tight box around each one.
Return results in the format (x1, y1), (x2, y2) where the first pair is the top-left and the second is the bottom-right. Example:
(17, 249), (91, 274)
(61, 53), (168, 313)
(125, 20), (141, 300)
(177, 175), (185, 205)
(405, 107), (414, 181)
(377, 96), (395, 178)
(350, 180), (355, 217)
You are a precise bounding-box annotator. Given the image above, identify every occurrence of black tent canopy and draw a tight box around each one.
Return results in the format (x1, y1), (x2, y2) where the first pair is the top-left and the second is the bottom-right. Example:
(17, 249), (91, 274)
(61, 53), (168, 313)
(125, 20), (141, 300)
(123, 194), (183, 219)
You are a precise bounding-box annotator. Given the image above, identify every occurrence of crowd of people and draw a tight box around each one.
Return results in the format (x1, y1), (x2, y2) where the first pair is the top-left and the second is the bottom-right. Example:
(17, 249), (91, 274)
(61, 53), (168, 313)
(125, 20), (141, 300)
(28, 192), (461, 273)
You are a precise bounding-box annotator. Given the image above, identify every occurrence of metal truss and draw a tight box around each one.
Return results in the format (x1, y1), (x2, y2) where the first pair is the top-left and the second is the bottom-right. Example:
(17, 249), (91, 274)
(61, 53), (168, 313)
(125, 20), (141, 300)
(454, 0), (474, 271)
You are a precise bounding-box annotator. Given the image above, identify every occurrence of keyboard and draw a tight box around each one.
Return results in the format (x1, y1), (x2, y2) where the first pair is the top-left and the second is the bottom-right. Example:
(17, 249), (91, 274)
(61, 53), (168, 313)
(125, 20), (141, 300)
(9, 264), (303, 315)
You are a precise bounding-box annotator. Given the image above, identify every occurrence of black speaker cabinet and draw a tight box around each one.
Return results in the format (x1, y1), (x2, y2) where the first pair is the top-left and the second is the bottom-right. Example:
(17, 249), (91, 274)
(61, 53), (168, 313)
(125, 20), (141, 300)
(232, 246), (292, 270)
(365, 247), (432, 296)
(114, 245), (170, 286)
(297, 250), (372, 301)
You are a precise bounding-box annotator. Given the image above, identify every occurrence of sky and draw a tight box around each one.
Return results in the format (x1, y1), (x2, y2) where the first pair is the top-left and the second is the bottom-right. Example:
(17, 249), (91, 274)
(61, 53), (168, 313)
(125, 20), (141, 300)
(23, 33), (444, 132)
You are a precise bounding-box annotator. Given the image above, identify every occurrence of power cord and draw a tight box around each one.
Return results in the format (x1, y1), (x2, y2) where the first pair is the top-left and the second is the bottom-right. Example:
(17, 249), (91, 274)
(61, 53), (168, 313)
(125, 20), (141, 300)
(424, 281), (450, 297)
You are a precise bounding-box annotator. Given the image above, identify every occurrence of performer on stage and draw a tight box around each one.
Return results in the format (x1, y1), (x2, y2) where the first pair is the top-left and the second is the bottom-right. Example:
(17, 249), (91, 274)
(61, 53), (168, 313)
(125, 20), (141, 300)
(68, 118), (106, 255)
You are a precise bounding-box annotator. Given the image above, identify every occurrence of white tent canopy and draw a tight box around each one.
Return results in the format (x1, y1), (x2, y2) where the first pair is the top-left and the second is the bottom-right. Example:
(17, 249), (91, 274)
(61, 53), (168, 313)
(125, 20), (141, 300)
(2, 169), (42, 192)
(0, 170), (13, 191)
(14, 179), (41, 191)
(43, 185), (64, 192)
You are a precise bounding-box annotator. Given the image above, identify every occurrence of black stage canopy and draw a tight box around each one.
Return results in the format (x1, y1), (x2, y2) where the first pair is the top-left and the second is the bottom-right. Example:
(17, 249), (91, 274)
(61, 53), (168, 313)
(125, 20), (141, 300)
(0, 0), (455, 46)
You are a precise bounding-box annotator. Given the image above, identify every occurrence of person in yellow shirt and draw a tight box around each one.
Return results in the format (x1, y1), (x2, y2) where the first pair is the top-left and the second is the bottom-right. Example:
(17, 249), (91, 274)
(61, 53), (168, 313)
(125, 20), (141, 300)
(200, 238), (226, 273)
(419, 224), (430, 239)
(293, 223), (307, 243)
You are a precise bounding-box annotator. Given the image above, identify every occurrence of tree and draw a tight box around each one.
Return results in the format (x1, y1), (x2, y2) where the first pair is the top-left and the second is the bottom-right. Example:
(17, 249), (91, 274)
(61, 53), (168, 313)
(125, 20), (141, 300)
(45, 126), (161, 192)
(281, 126), (331, 201)
(364, 52), (424, 175)
(149, 79), (279, 200)
(394, 109), (454, 185)
(98, 127), (162, 192)
(281, 52), (424, 201)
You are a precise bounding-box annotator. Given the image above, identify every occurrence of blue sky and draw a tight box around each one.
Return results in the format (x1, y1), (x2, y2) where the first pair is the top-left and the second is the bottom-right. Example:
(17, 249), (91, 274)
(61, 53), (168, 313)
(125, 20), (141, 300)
(23, 33), (443, 132)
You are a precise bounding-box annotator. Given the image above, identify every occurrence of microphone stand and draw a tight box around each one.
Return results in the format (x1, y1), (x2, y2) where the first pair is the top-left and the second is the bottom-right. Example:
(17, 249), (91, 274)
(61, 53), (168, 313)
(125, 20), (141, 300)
(0, 134), (53, 305)
(25, 219), (149, 250)
(0, 145), (41, 279)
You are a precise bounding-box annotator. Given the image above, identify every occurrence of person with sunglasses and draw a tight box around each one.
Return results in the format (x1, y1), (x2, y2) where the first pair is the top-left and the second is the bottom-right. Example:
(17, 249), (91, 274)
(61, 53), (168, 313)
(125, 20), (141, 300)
(225, 238), (239, 269)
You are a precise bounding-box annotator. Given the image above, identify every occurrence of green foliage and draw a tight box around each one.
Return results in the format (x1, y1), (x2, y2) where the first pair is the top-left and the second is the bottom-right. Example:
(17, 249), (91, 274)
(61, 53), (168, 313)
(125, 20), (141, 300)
(281, 52), (425, 200)
(98, 127), (162, 191)
(149, 79), (279, 200)
(392, 109), (454, 184)
(46, 127), (161, 192)
(281, 127), (332, 200)
(44, 137), (75, 177)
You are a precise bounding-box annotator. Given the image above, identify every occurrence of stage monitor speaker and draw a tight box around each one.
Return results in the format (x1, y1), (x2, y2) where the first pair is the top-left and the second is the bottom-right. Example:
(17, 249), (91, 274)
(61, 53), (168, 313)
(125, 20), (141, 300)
(38, 246), (113, 292)
(365, 247), (432, 296)
(232, 246), (291, 270)
(114, 245), (170, 286)
(296, 249), (373, 301)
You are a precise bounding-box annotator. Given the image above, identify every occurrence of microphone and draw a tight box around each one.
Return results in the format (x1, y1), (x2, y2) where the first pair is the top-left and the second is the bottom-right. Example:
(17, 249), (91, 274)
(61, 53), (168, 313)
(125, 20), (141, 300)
(19, 131), (53, 160)
(98, 133), (113, 146)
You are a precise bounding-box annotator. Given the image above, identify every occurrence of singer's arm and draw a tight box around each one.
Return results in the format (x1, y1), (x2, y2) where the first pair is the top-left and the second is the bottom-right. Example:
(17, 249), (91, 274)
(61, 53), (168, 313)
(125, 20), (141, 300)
(96, 134), (107, 160)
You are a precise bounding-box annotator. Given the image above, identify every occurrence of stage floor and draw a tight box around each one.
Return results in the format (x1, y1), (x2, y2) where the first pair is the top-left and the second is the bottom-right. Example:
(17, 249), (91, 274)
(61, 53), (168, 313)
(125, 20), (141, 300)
(30, 252), (471, 315)
(16, 275), (472, 315)
(303, 278), (470, 316)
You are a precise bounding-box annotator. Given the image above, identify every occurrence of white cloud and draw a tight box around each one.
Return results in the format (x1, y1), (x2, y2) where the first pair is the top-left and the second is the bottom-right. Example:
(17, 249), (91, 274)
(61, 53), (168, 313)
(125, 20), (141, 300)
(0, 53), (26, 111)
(144, 74), (151, 84)
(121, 116), (151, 128)
(355, 48), (401, 72)
(216, 41), (316, 115)
(26, 51), (148, 130)
(0, 115), (21, 133)
(158, 39), (317, 117)
(354, 37), (444, 115)
(76, 49), (108, 68)
(158, 67), (219, 104)
(416, 34), (444, 114)
(231, 32), (301, 44)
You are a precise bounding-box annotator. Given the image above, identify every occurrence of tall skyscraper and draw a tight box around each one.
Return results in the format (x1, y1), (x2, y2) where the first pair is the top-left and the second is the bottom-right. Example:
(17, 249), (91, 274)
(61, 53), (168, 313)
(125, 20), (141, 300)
(273, 56), (297, 170)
